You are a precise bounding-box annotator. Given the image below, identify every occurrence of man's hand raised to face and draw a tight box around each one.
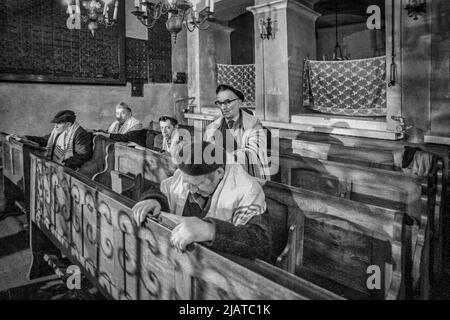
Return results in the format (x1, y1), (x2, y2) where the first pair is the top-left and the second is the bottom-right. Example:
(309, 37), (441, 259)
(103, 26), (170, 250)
(132, 199), (162, 225)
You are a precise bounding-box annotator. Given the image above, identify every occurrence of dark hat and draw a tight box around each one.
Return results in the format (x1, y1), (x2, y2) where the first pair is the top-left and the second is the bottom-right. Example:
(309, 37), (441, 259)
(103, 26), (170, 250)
(51, 110), (76, 124)
(177, 141), (227, 177)
(216, 84), (245, 102)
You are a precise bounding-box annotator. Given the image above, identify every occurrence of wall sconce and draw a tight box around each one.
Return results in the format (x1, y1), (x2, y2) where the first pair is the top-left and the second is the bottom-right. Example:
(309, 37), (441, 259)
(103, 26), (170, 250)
(259, 17), (274, 40)
(405, 0), (427, 20)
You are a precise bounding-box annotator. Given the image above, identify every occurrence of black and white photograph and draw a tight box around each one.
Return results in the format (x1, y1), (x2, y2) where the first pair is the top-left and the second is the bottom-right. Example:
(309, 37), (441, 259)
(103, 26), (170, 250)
(0, 0), (449, 306)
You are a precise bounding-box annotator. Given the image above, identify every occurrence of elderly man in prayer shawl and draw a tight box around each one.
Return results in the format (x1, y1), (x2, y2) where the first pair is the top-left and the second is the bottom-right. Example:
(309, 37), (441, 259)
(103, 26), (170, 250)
(132, 141), (274, 262)
(24, 110), (93, 170)
(108, 102), (142, 134)
(204, 84), (271, 180)
(93, 102), (145, 146)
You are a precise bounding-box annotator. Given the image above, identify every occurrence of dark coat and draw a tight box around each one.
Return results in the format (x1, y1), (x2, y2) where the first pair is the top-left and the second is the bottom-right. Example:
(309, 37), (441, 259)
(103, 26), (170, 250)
(27, 127), (93, 170)
(109, 129), (147, 147)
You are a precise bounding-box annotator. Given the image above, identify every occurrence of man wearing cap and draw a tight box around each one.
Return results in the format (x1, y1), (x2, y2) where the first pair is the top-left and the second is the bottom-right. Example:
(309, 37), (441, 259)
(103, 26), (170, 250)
(24, 110), (93, 170)
(204, 84), (271, 180)
(132, 141), (273, 262)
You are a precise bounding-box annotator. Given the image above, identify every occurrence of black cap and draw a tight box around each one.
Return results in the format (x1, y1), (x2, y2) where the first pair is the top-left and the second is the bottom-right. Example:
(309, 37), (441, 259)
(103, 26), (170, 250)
(177, 141), (227, 177)
(216, 84), (245, 102)
(51, 110), (76, 124)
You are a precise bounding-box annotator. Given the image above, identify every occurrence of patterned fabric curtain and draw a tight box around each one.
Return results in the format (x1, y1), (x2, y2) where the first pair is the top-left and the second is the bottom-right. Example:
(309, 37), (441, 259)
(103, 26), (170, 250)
(302, 56), (387, 117)
(217, 64), (256, 109)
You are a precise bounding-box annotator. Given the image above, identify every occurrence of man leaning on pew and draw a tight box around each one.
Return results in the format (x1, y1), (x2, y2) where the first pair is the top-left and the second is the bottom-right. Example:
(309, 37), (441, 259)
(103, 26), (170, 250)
(132, 141), (274, 262)
(6, 110), (92, 170)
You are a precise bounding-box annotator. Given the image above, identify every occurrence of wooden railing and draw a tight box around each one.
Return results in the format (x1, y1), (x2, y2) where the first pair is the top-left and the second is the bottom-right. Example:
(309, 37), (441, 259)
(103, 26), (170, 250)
(29, 153), (341, 300)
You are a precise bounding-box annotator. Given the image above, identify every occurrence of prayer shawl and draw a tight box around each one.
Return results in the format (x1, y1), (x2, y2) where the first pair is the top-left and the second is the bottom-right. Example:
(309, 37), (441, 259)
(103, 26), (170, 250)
(160, 160), (266, 227)
(46, 121), (80, 163)
(303, 56), (387, 117)
(204, 110), (271, 180)
(108, 116), (142, 134)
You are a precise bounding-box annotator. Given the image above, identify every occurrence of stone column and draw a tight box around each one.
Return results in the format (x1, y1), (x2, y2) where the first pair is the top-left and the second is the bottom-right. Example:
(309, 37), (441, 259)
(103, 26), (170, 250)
(187, 22), (234, 113)
(248, 0), (320, 122)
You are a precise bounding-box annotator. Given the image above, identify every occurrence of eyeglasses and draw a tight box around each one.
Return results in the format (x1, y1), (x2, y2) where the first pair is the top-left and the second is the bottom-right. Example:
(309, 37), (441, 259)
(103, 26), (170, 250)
(215, 98), (240, 108)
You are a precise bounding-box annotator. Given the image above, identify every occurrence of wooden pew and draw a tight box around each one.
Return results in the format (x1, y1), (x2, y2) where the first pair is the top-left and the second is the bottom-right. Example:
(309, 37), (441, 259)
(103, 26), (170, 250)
(29, 154), (341, 300)
(92, 142), (176, 200)
(278, 138), (444, 288)
(260, 180), (407, 300)
(78, 134), (115, 179)
(104, 144), (409, 299)
(0, 132), (45, 215)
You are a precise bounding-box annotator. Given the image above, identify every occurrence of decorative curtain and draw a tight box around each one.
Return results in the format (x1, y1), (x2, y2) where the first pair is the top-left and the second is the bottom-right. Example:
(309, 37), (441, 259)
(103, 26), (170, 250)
(302, 56), (387, 117)
(217, 64), (256, 108)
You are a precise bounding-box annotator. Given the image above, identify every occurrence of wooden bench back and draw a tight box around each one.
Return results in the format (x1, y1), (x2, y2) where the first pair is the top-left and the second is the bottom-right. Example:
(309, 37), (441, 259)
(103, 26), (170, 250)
(261, 180), (406, 299)
(276, 142), (444, 298)
(281, 138), (396, 170)
(79, 134), (115, 179)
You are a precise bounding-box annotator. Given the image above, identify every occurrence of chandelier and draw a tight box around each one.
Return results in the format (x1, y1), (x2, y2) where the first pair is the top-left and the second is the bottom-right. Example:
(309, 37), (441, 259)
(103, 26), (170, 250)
(132, 0), (215, 43)
(64, 0), (119, 36)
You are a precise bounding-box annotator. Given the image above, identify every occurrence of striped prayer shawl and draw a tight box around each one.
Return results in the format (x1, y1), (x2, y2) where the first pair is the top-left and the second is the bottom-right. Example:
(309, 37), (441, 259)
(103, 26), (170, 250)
(46, 121), (81, 163)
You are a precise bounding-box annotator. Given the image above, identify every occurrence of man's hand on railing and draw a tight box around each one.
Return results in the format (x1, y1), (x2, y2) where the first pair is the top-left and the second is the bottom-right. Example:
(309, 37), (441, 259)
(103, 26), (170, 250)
(6, 134), (22, 142)
(170, 217), (215, 252)
(132, 199), (162, 226)
(93, 131), (110, 139)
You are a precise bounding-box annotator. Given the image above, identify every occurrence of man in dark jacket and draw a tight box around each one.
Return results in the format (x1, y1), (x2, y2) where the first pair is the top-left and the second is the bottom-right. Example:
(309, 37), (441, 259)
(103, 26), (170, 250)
(132, 141), (274, 263)
(25, 110), (93, 170)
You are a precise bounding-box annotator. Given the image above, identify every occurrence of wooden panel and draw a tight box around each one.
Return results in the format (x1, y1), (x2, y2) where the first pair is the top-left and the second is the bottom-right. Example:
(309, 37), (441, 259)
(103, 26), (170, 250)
(79, 135), (115, 179)
(2, 142), (12, 179)
(302, 216), (374, 296)
(115, 143), (176, 185)
(291, 168), (347, 197)
(261, 180), (405, 300)
(282, 138), (396, 170)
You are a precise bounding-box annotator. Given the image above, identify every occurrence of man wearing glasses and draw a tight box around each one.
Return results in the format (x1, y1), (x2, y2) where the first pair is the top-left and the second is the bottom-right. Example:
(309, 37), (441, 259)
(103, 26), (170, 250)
(204, 84), (270, 180)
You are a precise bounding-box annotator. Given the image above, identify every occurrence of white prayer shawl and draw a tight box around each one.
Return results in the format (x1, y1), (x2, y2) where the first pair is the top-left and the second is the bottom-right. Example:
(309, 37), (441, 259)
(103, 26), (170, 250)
(204, 111), (271, 180)
(108, 116), (142, 134)
(46, 121), (81, 162)
(160, 160), (266, 226)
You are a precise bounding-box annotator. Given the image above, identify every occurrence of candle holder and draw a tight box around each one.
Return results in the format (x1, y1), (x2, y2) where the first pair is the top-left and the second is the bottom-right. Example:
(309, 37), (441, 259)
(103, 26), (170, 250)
(132, 1), (215, 44)
(405, 0), (427, 20)
(259, 17), (275, 40)
(65, 0), (119, 36)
